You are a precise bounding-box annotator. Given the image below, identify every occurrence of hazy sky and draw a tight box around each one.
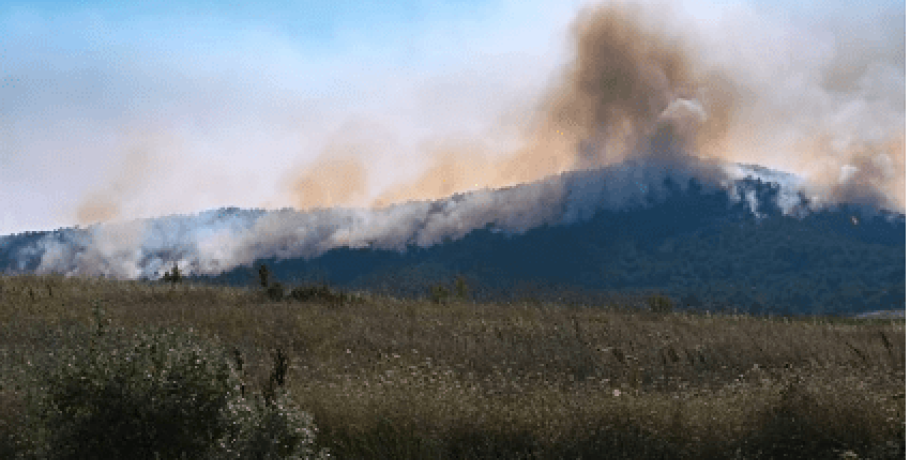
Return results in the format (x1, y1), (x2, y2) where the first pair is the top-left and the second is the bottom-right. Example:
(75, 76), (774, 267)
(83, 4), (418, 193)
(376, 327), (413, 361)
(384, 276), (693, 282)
(0, 0), (904, 235)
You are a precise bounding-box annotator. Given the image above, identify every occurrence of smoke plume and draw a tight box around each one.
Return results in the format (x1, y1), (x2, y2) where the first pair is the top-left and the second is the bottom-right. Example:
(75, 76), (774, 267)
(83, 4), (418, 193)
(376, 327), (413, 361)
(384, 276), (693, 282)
(287, 154), (368, 211)
(74, 128), (182, 226)
(4, 1), (904, 280)
(358, 2), (728, 212)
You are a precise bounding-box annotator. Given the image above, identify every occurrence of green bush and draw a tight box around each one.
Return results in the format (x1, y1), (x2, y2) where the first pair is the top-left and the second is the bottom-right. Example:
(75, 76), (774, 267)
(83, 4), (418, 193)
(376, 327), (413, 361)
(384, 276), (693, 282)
(429, 284), (450, 305)
(289, 284), (345, 304)
(647, 294), (675, 314)
(267, 282), (286, 301)
(226, 388), (329, 460)
(454, 275), (470, 302)
(259, 264), (271, 289)
(162, 263), (182, 284)
(262, 347), (289, 407)
(18, 318), (328, 459)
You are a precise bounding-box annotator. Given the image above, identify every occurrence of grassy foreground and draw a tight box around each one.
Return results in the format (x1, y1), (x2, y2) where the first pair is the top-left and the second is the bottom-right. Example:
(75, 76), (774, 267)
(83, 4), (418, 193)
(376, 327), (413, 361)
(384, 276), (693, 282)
(0, 274), (904, 459)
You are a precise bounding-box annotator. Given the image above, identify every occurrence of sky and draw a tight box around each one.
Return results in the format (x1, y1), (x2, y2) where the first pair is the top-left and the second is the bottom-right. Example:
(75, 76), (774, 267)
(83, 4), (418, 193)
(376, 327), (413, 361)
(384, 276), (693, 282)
(0, 0), (905, 236)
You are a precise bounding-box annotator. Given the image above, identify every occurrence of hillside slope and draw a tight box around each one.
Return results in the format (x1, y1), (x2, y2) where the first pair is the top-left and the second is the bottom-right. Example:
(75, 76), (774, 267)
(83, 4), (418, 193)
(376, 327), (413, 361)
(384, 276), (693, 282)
(201, 166), (905, 316)
(2, 159), (904, 316)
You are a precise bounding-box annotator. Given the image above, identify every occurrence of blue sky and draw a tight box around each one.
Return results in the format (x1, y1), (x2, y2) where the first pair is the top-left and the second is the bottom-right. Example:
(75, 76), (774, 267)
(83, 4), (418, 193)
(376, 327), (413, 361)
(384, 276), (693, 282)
(0, 0), (904, 235)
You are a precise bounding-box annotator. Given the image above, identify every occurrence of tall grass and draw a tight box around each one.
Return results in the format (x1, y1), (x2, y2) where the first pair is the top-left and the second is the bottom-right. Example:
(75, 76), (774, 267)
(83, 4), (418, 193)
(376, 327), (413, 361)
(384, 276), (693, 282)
(0, 274), (904, 459)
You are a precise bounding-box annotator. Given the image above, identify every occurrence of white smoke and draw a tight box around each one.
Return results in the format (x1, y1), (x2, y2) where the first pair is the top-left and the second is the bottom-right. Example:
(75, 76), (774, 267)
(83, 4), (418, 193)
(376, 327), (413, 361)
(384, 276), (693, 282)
(8, 156), (829, 280)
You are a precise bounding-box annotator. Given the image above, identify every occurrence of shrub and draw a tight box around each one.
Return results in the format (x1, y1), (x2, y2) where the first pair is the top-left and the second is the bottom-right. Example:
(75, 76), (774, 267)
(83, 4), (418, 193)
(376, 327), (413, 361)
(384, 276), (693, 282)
(21, 325), (239, 459)
(647, 294), (674, 314)
(454, 275), (470, 302)
(430, 284), (450, 305)
(267, 282), (286, 301)
(19, 316), (328, 459)
(223, 348), (331, 460)
(289, 284), (344, 304)
(262, 347), (289, 407)
(227, 388), (329, 460)
(259, 264), (271, 289)
(162, 263), (182, 284)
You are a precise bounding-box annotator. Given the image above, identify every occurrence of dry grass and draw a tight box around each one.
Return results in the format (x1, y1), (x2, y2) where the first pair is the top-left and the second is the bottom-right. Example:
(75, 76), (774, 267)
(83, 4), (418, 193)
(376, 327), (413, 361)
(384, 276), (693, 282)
(0, 274), (905, 459)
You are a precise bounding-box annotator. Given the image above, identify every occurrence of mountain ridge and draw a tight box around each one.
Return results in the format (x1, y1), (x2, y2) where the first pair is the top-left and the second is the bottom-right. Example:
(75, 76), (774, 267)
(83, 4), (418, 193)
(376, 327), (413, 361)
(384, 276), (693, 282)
(1, 159), (904, 316)
(200, 170), (903, 316)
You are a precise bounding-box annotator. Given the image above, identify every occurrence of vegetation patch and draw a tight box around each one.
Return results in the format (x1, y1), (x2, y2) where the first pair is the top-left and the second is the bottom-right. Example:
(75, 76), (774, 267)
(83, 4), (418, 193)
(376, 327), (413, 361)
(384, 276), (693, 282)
(0, 274), (904, 459)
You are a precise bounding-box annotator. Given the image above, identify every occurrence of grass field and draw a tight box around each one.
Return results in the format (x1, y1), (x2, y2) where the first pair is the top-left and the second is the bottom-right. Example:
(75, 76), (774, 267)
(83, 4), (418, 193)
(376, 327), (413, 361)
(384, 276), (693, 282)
(0, 274), (904, 459)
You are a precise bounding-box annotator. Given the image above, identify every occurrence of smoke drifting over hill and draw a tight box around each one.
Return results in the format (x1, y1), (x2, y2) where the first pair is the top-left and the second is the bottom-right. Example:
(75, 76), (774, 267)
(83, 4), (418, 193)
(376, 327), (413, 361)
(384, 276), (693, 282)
(2, 1), (904, 280)
(336, 3), (728, 209)
(5, 159), (878, 280)
(279, 1), (904, 213)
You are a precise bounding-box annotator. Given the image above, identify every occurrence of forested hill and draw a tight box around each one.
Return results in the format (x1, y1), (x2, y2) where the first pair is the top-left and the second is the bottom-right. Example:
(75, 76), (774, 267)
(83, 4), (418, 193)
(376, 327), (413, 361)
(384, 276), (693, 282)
(203, 176), (905, 317)
(2, 159), (904, 316)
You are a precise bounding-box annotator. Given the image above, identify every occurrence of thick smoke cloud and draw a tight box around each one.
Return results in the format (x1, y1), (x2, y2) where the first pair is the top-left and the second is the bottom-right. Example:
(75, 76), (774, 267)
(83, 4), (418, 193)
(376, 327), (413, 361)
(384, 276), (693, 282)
(74, 129), (179, 225)
(802, 134), (906, 211)
(21, 159), (800, 279)
(545, 3), (701, 165)
(691, 0), (905, 209)
(339, 1), (905, 211)
(5, 1), (905, 279)
(287, 154), (368, 211)
(365, 2), (730, 207)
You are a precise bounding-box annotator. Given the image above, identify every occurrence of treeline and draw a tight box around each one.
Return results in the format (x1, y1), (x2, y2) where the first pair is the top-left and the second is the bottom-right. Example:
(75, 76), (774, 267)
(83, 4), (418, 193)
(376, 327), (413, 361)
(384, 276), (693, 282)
(200, 204), (904, 316)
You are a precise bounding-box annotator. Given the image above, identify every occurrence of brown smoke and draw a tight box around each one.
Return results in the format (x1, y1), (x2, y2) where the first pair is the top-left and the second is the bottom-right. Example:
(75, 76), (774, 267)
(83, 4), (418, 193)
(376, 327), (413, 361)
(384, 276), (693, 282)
(372, 140), (497, 208)
(366, 2), (903, 213)
(74, 129), (173, 225)
(544, 3), (702, 165)
(75, 192), (121, 225)
(286, 151), (368, 211)
(692, 70), (746, 162)
(284, 118), (406, 211)
(367, 2), (731, 209)
(797, 133), (906, 210)
(57, 2), (905, 231)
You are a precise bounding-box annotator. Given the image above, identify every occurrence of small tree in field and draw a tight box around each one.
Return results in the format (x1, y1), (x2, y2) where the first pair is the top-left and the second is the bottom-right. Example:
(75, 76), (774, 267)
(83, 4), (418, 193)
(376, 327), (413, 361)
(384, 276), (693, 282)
(267, 282), (285, 302)
(162, 263), (182, 284)
(430, 284), (450, 305)
(647, 293), (675, 314)
(454, 275), (470, 302)
(259, 264), (271, 288)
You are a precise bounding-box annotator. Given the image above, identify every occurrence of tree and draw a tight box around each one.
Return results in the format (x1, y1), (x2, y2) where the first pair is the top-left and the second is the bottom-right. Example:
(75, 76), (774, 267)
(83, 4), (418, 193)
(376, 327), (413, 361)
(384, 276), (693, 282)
(454, 275), (470, 301)
(267, 282), (285, 302)
(647, 293), (674, 314)
(162, 263), (182, 284)
(258, 264), (271, 288)
(430, 284), (450, 305)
